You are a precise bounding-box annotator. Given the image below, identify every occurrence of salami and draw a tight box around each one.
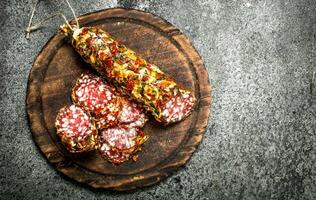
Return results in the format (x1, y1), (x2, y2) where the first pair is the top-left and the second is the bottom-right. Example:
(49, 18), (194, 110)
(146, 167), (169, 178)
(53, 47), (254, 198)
(72, 73), (121, 129)
(100, 126), (138, 150)
(61, 26), (196, 125)
(118, 97), (147, 128)
(72, 73), (147, 129)
(99, 142), (131, 164)
(55, 105), (98, 153)
(160, 89), (195, 124)
(98, 126), (148, 164)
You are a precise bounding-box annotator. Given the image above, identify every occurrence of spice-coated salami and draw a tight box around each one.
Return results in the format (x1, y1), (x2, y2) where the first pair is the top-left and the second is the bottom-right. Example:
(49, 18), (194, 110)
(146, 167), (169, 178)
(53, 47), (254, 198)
(55, 105), (98, 153)
(61, 26), (196, 125)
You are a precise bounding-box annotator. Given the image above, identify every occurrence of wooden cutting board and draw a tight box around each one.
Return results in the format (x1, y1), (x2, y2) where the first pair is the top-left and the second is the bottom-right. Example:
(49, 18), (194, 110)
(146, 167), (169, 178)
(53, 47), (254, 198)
(26, 8), (211, 191)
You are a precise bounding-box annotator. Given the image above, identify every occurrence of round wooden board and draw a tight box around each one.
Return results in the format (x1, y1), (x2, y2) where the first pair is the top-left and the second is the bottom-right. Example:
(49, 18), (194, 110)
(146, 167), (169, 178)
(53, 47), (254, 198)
(26, 8), (211, 191)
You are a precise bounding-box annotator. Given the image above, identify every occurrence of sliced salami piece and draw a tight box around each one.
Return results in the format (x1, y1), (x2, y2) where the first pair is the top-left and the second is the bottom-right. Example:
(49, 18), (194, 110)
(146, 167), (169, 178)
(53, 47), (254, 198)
(98, 126), (148, 164)
(55, 105), (98, 153)
(100, 126), (139, 150)
(118, 97), (147, 128)
(160, 89), (195, 124)
(72, 74), (121, 128)
(99, 142), (131, 164)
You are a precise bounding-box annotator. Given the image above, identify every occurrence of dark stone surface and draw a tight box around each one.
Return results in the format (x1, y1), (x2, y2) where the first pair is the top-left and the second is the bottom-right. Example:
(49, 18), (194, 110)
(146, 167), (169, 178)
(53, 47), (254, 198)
(0, 0), (315, 199)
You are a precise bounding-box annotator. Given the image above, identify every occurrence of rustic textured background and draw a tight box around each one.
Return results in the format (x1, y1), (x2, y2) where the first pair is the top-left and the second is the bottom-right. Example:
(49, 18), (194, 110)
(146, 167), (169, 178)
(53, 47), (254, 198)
(0, 0), (315, 199)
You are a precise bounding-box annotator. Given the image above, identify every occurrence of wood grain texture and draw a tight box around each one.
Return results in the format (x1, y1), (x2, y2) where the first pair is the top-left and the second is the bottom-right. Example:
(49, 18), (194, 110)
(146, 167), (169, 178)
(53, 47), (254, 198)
(26, 8), (211, 191)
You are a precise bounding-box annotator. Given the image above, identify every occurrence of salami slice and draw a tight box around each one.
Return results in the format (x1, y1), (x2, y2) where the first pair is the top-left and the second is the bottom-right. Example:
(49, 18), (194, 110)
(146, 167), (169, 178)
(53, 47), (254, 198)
(55, 105), (98, 153)
(98, 126), (148, 164)
(118, 97), (147, 128)
(99, 142), (131, 164)
(100, 126), (139, 150)
(160, 89), (195, 124)
(72, 74), (121, 128)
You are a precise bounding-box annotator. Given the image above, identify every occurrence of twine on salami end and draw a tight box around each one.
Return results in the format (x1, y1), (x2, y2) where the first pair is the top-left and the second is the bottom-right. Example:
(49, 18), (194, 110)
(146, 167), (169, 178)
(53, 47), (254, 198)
(65, 0), (79, 29)
(25, 0), (79, 39)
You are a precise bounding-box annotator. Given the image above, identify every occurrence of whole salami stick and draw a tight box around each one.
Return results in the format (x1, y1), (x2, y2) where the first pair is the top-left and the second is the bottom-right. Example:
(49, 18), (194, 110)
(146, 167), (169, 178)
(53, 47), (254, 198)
(61, 26), (196, 125)
(26, 0), (196, 125)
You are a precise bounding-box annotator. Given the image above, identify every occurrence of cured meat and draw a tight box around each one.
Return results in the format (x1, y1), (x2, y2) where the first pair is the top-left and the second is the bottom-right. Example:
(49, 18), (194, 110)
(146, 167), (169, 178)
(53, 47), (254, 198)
(72, 73), (147, 129)
(118, 97), (147, 128)
(99, 142), (131, 165)
(70, 73), (148, 163)
(160, 89), (195, 124)
(55, 105), (98, 153)
(61, 26), (196, 125)
(101, 126), (138, 150)
(72, 73), (121, 129)
(98, 126), (148, 164)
